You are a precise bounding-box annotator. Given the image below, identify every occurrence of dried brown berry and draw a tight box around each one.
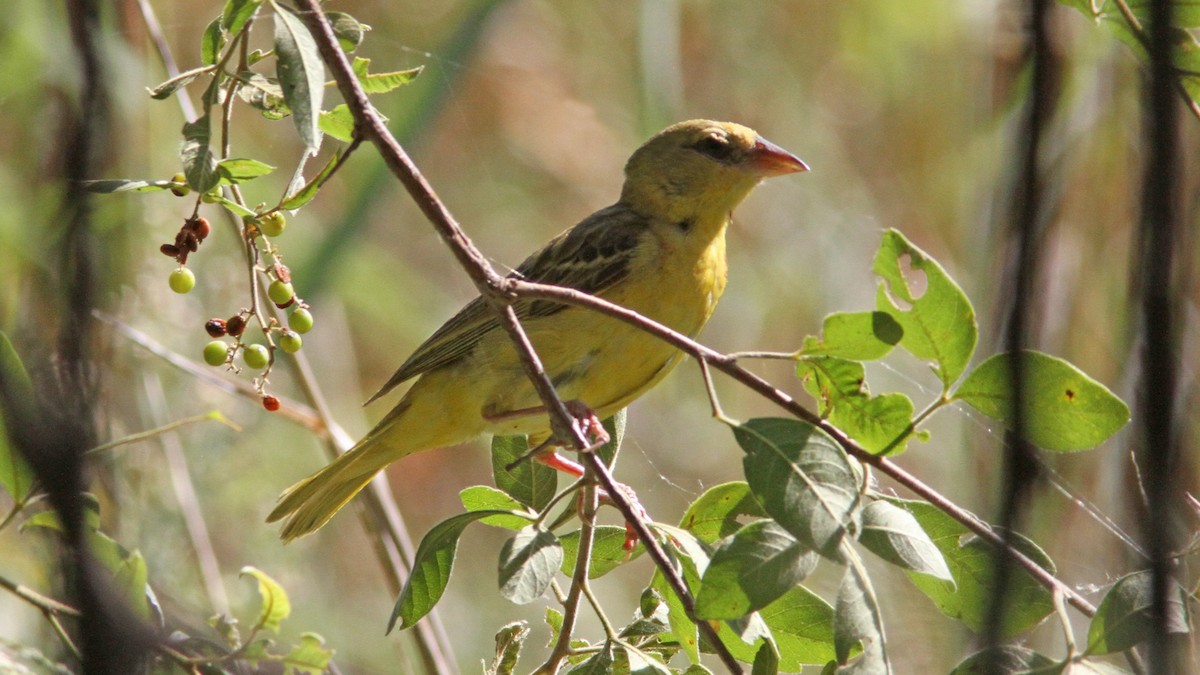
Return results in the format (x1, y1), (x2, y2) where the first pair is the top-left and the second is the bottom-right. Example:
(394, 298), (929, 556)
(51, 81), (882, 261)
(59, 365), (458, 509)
(182, 231), (200, 252)
(189, 217), (211, 240)
(273, 262), (291, 284)
(205, 318), (227, 338)
(226, 315), (246, 337)
(160, 243), (180, 257)
(274, 297), (296, 310)
(262, 395), (280, 412)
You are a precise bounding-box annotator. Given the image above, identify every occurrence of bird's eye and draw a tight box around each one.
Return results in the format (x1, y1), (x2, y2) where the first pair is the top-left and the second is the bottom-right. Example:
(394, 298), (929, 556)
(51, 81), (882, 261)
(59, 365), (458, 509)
(693, 134), (733, 162)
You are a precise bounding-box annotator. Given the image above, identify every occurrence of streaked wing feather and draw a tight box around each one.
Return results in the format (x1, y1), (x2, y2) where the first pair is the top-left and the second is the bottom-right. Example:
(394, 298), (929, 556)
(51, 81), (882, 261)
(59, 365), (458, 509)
(366, 204), (648, 402)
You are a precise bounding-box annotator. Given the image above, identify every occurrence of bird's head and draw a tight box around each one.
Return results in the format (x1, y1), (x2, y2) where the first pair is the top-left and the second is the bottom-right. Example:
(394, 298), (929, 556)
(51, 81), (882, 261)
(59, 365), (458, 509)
(620, 119), (808, 223)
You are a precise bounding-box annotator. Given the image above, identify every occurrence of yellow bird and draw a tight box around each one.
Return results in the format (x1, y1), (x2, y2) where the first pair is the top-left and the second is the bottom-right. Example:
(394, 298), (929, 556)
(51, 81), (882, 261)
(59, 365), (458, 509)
(268, 119), (808, 541)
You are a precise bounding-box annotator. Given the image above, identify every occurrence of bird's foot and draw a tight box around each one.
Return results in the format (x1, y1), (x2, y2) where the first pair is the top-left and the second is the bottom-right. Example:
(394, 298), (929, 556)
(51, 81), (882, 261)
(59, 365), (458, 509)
(562, 399), (610, 449)
(598, 481), (649, 552)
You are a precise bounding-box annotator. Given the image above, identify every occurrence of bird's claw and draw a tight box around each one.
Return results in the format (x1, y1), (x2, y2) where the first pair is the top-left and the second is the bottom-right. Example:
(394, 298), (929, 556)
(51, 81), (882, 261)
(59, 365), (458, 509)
(598, 481), (649, 552)
(563, 400), (610, 448)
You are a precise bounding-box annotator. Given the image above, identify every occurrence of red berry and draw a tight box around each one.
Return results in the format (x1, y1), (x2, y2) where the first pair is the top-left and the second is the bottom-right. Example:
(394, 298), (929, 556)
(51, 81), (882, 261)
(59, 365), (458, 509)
(189, 217), (211, 240)
(205, 319), (227, 337)
(262, 395), (280, 412)
(226, 315), (246, 337)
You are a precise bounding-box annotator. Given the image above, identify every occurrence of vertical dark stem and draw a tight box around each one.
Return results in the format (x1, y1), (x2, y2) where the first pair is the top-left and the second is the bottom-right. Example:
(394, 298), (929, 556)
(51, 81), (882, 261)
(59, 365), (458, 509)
(984, 0), (1054, 655)
(1138, 0), (1181, 670)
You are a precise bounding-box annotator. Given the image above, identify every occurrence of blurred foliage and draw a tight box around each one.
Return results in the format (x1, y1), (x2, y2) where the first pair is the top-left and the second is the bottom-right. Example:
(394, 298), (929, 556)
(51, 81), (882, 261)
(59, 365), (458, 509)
(0, 0), (1197, 673)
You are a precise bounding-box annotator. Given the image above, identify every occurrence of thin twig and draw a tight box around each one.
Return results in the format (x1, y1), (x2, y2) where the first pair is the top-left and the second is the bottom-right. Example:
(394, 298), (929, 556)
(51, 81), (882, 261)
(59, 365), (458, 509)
(83, 411), (240, 456)
(537, 477), (598, 673)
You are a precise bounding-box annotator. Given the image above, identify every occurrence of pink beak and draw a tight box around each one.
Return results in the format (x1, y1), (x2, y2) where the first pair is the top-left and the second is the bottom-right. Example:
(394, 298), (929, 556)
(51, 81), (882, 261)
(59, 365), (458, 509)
(749, 136), (809, 176)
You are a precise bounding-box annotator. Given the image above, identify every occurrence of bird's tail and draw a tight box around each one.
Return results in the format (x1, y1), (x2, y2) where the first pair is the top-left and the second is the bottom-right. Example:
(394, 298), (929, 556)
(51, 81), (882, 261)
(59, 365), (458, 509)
(266, 442), (391, 542)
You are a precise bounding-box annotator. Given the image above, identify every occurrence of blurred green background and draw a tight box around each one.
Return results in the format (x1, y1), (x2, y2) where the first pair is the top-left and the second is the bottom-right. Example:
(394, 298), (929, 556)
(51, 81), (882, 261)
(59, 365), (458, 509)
(0, 0), (1196, 672)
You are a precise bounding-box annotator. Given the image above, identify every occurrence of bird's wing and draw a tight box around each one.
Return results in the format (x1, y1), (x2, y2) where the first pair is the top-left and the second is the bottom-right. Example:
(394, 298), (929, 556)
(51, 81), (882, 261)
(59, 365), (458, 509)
(365, 204), (649, 403)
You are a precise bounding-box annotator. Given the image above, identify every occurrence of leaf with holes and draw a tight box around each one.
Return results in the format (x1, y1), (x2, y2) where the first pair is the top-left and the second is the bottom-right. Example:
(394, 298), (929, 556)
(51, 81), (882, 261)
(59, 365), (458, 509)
(873, 229), (977, 389)
(955, 350), (1129, 452)
(796, 355), (915, 455)
(736, 418), (861, 561)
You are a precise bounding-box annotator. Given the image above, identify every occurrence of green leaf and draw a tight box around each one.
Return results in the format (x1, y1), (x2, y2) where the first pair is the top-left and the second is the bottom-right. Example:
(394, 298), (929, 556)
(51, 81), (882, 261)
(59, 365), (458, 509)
(81, 178), (176, 193)
(752, 640), (780, 675)
(235, 71), (288, 117)
(272, 2), (325, 153)
(318, 104), (356, 144)
(181, 115), (220, 193)
(487, 621), (529, 675)
(873, 228), (977, 389)
(351, 57), (423, 94)
(0, 332), (37, 502)
(796, 356), (915, 454)
(695, 520), (819, 620)
(148, 65), (214, 100)
(280, 633), (333, 674)
(238, 566), (291, 633)
(649, 527), (712, 663)
(954, 350), (1130, 452)
(217, 158), (276, 185)
(735, 418), (861, 560)
(279, 149), (340, 210)
(1086, 570), (1190, 654)
(859, 499), (952, 582)
(596, 410), (627, 468)
(208, 193), (257, 218)
(222, 0), (263, 35)
(389, 510), (516, 631)
(459, 485), (534, 530)
(757, 586), (838, 670)
(799, 311), (903, 360)
(948, 645), (1057, 674)
(679, 481), (767, 544)
(566, 642), (614, 674)
(622, 644), (672, 674)
(491, 433), (557, 511)
(559, 525), (641, 578)
(201, 17), (225, 67)
(328, 12), (368, 52)
(834, 560), (889, 672)
(889, 497), (1055, 637)
(497, 525), (562, 604)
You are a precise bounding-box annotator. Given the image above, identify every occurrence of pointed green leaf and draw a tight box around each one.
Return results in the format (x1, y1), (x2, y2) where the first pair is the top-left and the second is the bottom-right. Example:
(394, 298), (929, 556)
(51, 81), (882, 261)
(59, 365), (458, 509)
(491, 433), (557, 511)
(859, 499), (952, 582)
(459, 486), (535, 530)
(736, 418), (861, 560)
(757, 586), (838, 669)
(679, 481), (767, 544)
(566, 642), (614, 674)
(217, 158), (276, 184)
(948, 645), (1056, 674)
(222, 0), (263, 35)
(888, 498), (1055, 637)
(834, 561), (889, 672)
(797, 356), (915, 455)
(799, 311), (903, 361)
(238, 566), (291, 633)
(649, 527), (712, 663)
(695, 520), (819, 620)
(873, 229), (977, 388)
(351, 57), (423, 94)
(752, 640), (781, 675)
(281, 633), (333, 674)
(955, 350), (1130, 452)
(201, 17), (225, 66)
(1086, 570), (1190, 654)
(272, 2), (324, 152)
(279, 149), (340, 210)
(181, 115), (219, 193)
(148, 65), (214, 100)
(389, 509), (516, 631)
(559, 525), (641, 578)
(498, 525), (562, 604)
(81, 178), (176, 193)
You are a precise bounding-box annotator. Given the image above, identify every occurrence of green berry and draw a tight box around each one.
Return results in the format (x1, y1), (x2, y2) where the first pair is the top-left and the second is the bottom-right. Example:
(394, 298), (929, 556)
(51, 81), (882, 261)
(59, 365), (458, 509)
(288, 308), (314, 334)
(242, 343), (270, 369)
(169, 267), (196, 294)
(259, 211), (286, 237)
(278, 330), (303, 354)
(203, 340), (229, 366)
(170, 172), (190, 197)
(267, 280), (294, 305)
